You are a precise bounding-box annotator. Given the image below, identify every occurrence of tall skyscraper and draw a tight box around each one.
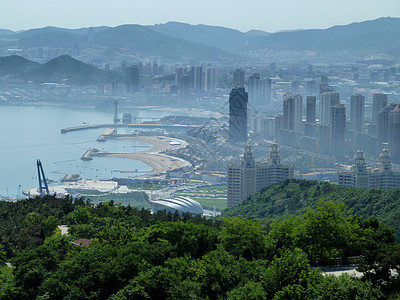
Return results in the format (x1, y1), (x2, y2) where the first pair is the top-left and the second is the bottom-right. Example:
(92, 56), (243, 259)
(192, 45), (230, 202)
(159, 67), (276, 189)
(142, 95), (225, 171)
(175, 67), (190, 94)
(320, 90), (340, 126)
(126, 65), (140, 92)
(320, 75), (329, 85)
(269, 63), (276, 76)
(377, 103), (397, 150)
(175, 67), (186, 85)
(204, 67), (217, 92)
(306, 96), (316, 123)
(190, 66), (203, 91)
(319, 83), (335, 94)
(152, 61), (158, 76)
(233, 69), (245, 87)
(227, 142), (294, 207)
(87, 27), (95, 48)
(350, 94), (365, 132)
(72, 42), (80, 55)
(307, 81), (317, 95)
(229, 87), (248, 142)
(372, 94), (388, 125)
(248, 73), (262, 107)
(331, 104), (346, 158)
(274, 114), (284, 138)
(247, 74), (272, 110)
(318, 125), (332, 155)
(265, 78), (272, 104)
(283, 93), (302, 133)
(389, 105), (400, 163)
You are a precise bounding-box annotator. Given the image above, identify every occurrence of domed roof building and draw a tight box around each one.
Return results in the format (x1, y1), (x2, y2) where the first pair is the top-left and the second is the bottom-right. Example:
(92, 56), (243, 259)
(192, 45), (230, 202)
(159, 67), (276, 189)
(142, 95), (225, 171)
(151, 196), (203, 216)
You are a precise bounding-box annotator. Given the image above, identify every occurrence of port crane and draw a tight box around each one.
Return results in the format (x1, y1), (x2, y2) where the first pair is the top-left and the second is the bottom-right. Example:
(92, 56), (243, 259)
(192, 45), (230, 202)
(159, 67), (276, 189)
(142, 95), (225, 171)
(37, 159), (50, 197)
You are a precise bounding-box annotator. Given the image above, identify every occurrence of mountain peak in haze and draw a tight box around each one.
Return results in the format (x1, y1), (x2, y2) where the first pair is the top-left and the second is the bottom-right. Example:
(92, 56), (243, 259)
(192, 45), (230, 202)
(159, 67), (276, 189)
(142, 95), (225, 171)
(20, 55), (119, 84)
(0, 55), (39, 75)
(246, 29), (271, 37)
(42, 55), (98, 74)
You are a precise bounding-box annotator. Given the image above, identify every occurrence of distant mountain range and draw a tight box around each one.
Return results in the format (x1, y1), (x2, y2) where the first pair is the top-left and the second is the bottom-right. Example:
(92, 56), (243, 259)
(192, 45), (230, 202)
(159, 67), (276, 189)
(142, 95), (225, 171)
(0, 55), (121, 84)
(0, 25), (230, 61)
(244, 17), (400, 53)
(149, 22), (255, 53)
(94, 25), (228, 60)
(0, 17), (399, 61)
(148, 18), (400, 55)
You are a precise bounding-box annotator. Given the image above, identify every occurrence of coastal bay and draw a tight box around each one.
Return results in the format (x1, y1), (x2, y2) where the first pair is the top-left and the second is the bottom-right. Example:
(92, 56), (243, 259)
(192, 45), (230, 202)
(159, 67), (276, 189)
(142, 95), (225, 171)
(97, 135), (191, 175)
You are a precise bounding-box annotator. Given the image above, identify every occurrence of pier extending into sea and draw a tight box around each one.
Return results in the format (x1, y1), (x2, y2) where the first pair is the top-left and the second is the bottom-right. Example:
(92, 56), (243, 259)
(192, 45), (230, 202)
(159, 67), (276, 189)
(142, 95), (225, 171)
(61, 123), (199, 133)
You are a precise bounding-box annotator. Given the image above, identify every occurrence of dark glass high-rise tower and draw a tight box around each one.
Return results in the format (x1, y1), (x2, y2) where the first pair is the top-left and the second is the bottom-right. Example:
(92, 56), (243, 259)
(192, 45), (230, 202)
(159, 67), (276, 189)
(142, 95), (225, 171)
(306, 96), (316, 123)
(126, 65), (140, 92)
(229, 87), (248, 142)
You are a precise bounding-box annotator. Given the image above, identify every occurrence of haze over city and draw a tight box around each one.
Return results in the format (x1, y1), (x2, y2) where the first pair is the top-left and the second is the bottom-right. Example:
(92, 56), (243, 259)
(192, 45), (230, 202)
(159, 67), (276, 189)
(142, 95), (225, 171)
(1, 0), (400, 32)
(1, 1), (400, 298)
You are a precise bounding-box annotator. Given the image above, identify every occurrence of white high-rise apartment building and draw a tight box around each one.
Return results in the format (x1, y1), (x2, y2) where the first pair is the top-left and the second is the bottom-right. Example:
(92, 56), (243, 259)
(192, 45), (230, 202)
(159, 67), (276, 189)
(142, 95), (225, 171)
(227, 141), (294, 207)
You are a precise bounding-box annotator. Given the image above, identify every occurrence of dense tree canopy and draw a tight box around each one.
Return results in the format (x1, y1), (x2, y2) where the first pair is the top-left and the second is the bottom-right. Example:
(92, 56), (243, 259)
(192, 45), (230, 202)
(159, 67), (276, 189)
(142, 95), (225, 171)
(222, 180), (400, 240)
(0, 192), (398, 299)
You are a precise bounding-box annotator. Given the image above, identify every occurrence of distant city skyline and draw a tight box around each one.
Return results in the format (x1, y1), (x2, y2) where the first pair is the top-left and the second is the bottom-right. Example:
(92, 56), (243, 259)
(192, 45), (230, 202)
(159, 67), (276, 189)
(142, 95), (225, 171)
(1, 0), (399, 32)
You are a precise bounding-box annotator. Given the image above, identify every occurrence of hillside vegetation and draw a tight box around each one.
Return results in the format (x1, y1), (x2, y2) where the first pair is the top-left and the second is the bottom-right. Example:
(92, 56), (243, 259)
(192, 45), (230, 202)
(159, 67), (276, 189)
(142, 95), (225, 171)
(0, 195), (399, 298)
(222, 180), (400, 240)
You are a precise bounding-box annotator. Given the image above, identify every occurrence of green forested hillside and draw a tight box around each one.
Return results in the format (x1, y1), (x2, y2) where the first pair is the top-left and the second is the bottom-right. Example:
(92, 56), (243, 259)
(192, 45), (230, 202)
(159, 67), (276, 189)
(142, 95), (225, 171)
(0, 195), (399, 299)
(222, 180), (400, 240)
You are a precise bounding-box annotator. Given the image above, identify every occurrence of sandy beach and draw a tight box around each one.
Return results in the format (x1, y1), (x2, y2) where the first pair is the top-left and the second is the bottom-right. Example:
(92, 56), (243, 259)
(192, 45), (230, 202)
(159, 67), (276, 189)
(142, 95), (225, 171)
(97, 135), (191, 175)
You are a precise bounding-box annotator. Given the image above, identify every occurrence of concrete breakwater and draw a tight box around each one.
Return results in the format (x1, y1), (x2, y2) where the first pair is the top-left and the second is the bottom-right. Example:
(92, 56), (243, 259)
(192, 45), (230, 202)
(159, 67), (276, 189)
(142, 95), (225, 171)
(81, 148), (99, 160)
(61, 123), (198, 133)
(97, 128), (116, 142)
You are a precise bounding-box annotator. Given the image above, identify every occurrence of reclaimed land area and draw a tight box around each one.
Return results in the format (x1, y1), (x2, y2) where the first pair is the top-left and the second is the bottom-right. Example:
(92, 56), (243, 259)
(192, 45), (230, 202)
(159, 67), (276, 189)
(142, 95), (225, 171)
(96, 135), (191, 175)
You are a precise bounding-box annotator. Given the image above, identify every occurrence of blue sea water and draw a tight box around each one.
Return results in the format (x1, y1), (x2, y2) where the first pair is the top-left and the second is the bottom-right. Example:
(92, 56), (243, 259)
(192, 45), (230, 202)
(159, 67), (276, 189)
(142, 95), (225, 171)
(0, 105), (171, 197)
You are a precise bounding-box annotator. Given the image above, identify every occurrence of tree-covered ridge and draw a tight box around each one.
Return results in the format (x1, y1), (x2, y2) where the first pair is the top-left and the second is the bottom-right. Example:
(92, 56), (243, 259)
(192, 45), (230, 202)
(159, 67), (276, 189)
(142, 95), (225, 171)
(222, 180), (400, 240)
(0, 196), (399, 299)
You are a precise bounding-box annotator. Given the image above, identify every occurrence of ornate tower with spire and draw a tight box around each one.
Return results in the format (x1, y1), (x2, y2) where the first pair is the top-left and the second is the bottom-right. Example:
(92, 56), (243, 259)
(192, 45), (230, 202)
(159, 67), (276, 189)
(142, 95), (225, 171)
(378, 148), (392, 172)
(227, 141), (294, 207)
(352, 150), (369, 189)
(267, 141), (281, 166)
(339, 148), (400, 189)
(241, 140), (256, 203)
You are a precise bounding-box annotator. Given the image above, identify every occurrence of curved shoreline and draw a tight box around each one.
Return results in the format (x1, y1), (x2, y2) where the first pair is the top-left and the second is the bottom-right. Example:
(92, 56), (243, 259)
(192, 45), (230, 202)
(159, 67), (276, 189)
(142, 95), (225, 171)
(98, 135), (191, 176)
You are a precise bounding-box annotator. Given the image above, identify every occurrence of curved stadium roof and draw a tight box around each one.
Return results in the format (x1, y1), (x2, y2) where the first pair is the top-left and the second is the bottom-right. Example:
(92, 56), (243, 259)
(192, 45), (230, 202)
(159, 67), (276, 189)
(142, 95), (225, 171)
(151, 196), (203, 216)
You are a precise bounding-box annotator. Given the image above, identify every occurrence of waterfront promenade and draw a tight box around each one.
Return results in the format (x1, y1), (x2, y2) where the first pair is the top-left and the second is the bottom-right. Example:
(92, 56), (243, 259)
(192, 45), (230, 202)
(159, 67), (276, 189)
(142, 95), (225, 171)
(94, 135), (191, 175)
(61, 123), (198, 133)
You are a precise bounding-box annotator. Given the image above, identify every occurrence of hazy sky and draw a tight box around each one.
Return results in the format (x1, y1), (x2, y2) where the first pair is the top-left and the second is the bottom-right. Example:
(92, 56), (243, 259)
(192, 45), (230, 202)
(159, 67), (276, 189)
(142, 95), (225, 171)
(1, 0), (399, 32)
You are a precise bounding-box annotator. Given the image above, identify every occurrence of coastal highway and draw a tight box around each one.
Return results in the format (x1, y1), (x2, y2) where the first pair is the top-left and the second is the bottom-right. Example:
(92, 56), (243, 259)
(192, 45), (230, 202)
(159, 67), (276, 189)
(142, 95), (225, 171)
(61, 123), (199, 133)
